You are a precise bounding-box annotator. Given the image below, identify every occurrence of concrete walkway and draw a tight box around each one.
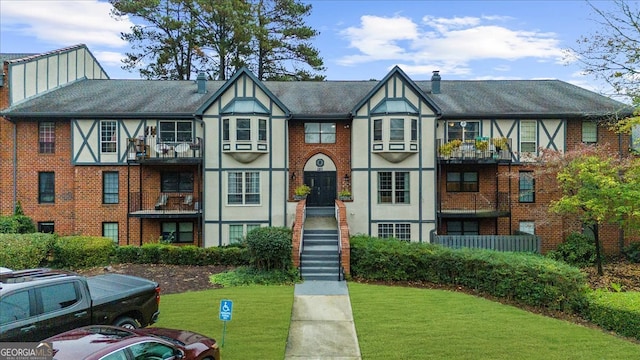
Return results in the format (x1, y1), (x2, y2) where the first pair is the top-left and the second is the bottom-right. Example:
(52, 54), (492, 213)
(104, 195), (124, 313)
(284, 280), (361, 359)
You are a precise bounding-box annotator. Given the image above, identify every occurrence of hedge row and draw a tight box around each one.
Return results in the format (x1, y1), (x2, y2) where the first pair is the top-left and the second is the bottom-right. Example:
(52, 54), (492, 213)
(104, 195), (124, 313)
(0, 234), (249, 270)
(350, 235), (588, 311)
(583, 291), (640, 340)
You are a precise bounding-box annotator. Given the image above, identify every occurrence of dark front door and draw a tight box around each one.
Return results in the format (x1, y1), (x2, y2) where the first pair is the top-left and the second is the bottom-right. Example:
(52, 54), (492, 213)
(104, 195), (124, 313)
(304, 172), (336, 206)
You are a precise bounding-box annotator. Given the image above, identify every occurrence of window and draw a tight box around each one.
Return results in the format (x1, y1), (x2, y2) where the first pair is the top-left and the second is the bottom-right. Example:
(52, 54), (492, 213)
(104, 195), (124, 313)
(38, 222), (54, 233)
(259, 119), (267, 141)
(103, 222), (118, 244)
(40, 282), (79, 313)
(373, 119), (382, 141)
(582, 121), (598, 143)
(411, 119), (417, 141)
(447, 121), (479, 141)
(229, 224), (261, 244)
(390, 118), (404, 141)
(378, 172), (409, 204)
(519, 171), (535, 202)
(0, 291), (31, 325)
(103, 172), (119, 204)
(305, 123), (336, 143)
(100, 120), (117, 153)
(223, 119), (230, 141)
(519, 221), (535, 235)
(237, 119), (251, 141)
(632, 124), (640, 152)
(447, 220), (479, 235)
(446, 172), (478, 192)
(39, 172), (55, 203)
(161, 222), (193, 243)
(378, 223), (411, 241)
(129, 341), (175, 360)
(228, 172), (260, 204)
(161, 172), (193, 193)
(159, 121), (192, 142)
(520, 120), (537, 153)
(39, 122), (55, 153)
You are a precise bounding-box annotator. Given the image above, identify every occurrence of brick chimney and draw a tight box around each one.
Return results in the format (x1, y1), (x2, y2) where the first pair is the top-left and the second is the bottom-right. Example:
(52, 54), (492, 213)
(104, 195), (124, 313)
(197, 71), (206, 94)
(431, 70), (441, 94)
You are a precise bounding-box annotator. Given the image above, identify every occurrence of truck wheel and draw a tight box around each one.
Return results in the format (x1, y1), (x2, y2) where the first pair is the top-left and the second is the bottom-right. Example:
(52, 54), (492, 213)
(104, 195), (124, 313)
(113, 316), (140, 329)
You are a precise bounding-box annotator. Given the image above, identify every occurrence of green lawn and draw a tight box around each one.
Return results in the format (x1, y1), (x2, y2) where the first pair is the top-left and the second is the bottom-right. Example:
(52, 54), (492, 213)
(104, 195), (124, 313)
(155, 283), (640, 360)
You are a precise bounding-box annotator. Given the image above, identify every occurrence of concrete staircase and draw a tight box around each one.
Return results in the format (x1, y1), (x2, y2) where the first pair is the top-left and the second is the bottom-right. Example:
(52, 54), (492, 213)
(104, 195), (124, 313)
(301, 207), (342, 281)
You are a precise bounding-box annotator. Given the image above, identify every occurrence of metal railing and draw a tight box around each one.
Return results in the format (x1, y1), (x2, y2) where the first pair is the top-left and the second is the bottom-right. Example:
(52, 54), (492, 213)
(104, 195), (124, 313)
(440, 192), (510, 214)
(437, 138), (512, 162)
(128, 192), (200, 213)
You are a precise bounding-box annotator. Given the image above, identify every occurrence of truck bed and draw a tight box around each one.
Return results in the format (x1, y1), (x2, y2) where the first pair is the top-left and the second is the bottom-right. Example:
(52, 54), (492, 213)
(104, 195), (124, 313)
(86, 273), (159, 305)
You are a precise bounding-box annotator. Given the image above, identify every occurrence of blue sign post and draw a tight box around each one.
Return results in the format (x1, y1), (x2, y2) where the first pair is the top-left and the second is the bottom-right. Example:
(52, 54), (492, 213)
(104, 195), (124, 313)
(219, 299), (233, 347)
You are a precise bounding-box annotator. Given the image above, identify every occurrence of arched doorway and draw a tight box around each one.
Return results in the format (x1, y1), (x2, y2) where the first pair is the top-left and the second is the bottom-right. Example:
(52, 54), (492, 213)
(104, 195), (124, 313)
(302, 154), (336, 207)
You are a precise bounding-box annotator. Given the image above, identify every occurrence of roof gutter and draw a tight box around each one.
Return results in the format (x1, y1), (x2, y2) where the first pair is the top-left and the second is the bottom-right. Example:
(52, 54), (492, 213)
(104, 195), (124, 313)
(0, 112), (197, 120)
(290, 113), (352, 121)
(438, 111), (633, 120)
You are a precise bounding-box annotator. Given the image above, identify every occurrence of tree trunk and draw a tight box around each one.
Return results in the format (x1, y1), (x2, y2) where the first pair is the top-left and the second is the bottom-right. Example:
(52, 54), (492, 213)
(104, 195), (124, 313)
(592, 223), (604, 276)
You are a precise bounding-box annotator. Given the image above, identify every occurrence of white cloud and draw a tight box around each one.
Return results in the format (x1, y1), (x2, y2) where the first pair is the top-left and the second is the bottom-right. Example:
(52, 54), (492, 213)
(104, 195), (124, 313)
(336, 13), (565, 77)
(1, 0), (132, 48)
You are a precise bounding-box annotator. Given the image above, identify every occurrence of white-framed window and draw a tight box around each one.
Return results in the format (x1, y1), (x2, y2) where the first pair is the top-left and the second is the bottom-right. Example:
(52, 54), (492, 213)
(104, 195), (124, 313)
(411, 119), (418, 141)
(390, 118), (404, 141)
(447, 121), (479, 142)
(159, 121), (192, 143)
(228, 171), (260, 205)
(520, 120), (537, 153)
(259, 119), (267, 141)
(39, 122), (55, 154)
(237, 118), (251, 141)
(582, 121), (597, 143)
(100, 120), (117, 153)
(305, 123), (336, 143)
(519, 221), (535, 235)
(373, 119), (382, 141)
(229, 224), (261, 244)
(378, 223), (411, 241)
(378, 172), (409, 204)
(102, 222), (118, 244)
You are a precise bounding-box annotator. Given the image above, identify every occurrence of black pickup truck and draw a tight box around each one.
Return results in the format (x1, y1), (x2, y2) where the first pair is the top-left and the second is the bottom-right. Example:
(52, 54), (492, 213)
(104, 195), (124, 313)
(0, 268), (160, 342)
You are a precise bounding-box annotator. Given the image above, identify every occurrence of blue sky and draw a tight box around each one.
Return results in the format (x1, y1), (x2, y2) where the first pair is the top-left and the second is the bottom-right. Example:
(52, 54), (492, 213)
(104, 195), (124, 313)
(0, 0), (627, 94)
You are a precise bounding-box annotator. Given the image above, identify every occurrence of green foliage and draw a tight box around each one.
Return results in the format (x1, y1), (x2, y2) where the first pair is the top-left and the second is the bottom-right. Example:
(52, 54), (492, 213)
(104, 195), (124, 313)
(546, 232), (597, 267)
(245, 227), (293, 271)
(113, 244), (250, 267)
(210, 266), (299, 286)
(52, 236), (115, 269)
(583, 290), (640, 340)
(623, 241), (640, 263)
(350, 235), (588, 311)
(0, 214), (36, 234)
(0, 233), (56, 269)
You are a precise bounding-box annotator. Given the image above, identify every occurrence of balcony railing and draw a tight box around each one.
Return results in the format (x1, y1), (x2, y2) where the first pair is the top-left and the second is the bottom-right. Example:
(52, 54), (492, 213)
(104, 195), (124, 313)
(127, 137), (202, 162)
(439, 192), (510, 216)
(128, 192), (201, 215)
(437, 138), (512, 162)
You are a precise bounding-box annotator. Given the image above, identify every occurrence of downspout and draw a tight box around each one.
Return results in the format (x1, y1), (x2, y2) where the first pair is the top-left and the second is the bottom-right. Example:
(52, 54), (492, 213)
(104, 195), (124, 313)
(12, 118), (17, 213)
(194, 117), (205, 247)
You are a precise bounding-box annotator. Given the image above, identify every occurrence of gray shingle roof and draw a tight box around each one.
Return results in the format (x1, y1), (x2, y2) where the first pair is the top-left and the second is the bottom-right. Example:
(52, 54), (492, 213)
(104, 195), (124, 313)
(1, 76), (631, 120)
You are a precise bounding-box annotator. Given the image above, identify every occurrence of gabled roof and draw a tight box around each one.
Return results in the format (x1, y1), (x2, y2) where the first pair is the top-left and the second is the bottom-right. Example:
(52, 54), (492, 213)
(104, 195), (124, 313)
(0, 67), (632, 120)
(0, 53), (38, 63)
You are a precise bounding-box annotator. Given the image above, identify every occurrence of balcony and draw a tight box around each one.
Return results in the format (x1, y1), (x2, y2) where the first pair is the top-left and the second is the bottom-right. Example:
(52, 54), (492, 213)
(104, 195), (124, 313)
(128, 192), (201, 218)
(439, 192), (510, 218)
(437, 138), (512, 163)
(127, 137), (202, 164)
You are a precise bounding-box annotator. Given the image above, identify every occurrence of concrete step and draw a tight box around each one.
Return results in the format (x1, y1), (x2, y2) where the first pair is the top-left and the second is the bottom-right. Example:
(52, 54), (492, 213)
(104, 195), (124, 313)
(305, 207), (334, 217)
(300, 273), (341, 281)
(302, 246), (338, 255)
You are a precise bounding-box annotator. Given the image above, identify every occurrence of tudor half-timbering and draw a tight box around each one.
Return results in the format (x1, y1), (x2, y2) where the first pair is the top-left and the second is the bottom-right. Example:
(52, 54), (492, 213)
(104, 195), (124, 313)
(1, 45), (637, 266)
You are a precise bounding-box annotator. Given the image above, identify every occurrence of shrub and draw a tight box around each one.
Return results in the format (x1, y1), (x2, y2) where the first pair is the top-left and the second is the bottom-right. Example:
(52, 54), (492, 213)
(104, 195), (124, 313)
(0, 233), (56, 269)
(583, 290), (640, 340)
(245, 227), (292, 271)
(546, 232), (597, 267)
(350, 235), (588, 311)
(52, 236), (115, 269)
(623, 242), (640, 263)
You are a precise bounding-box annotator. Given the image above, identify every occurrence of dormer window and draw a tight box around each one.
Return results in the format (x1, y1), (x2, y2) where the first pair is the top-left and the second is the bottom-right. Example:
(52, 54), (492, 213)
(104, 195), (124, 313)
(370, 98), (419, 163)
(221, 98), (270, 163)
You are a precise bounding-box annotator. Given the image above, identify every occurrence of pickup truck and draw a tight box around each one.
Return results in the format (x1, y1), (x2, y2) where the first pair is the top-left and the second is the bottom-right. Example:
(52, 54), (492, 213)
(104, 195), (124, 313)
(0, 268), (160, 342)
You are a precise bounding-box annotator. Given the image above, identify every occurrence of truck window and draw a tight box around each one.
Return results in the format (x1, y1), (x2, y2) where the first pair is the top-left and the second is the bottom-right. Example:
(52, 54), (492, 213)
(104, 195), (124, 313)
(0, 291), (30, 324)
(39, 282), (80, 313)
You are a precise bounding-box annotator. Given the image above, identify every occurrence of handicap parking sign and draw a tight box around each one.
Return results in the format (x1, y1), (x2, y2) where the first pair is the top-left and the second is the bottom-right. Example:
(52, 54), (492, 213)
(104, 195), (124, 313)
(219, 299), (233, 321)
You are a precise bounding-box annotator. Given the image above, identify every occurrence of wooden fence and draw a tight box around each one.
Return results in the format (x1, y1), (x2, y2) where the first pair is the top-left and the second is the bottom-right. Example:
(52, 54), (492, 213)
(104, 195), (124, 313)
(433, 235), (541, 253)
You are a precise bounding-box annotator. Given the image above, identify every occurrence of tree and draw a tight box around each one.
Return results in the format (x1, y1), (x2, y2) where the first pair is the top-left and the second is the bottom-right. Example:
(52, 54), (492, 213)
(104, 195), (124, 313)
(251, 0), (325, 80)
(110, 0), (206, 80)
(535, 144), (640, 275)
(111, 0), (324, 80)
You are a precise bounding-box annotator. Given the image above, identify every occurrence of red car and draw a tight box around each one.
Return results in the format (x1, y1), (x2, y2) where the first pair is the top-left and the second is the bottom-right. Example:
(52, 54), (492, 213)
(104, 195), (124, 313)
(44, 325), (220, 360)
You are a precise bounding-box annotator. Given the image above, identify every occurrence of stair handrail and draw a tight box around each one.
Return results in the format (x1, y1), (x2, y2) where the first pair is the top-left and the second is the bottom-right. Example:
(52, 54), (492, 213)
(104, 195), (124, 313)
(335, 203), (344, 281)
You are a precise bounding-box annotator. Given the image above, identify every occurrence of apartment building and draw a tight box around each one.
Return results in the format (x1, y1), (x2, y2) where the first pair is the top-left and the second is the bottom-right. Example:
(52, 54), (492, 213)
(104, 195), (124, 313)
(1, 45), (635, 257)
